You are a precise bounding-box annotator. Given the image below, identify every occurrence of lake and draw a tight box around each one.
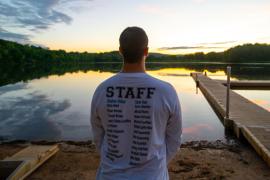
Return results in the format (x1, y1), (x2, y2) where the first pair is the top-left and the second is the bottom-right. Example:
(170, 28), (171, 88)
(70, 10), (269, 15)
(0, 63), (269, 143)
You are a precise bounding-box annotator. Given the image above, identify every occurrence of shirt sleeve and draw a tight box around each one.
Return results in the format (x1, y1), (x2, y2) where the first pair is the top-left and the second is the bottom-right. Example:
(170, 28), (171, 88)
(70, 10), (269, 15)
(166, 90), (182, 164)
(90, 89), (105, 154)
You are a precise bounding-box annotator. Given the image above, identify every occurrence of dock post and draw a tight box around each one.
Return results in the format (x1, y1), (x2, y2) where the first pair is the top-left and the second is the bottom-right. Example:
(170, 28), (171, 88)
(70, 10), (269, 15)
(195, 73), (199, 86)
(226, 66), (231, 119)
(224, 66), (231, 128)
(195, 73), (199, 94)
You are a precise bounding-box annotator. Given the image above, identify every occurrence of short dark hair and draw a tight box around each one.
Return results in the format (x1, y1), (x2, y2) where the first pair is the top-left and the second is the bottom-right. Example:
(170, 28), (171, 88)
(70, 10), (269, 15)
(119, 27), (148, 63)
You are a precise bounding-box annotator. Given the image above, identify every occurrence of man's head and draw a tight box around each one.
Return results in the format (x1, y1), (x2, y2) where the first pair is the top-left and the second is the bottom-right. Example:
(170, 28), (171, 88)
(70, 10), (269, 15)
(119, 27), (148, 63)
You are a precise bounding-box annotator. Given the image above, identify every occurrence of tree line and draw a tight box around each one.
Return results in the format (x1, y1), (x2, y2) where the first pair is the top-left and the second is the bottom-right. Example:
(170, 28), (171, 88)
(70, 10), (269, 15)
(183, 44), (270, 63)
(1, 39), (270, 65)
(1, 38), (270, 86)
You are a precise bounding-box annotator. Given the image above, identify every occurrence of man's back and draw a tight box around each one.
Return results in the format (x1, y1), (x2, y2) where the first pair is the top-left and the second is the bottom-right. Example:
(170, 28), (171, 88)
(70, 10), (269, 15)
(91, 72), (182, 180)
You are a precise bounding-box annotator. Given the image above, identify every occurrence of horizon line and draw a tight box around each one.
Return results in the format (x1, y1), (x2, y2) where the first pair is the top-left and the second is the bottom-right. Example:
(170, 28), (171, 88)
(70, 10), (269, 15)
(1, 38), (270, 55)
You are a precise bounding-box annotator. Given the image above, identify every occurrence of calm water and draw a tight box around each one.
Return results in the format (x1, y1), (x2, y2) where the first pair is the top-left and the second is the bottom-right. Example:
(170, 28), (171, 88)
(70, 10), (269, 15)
(0, 63), (269, 142)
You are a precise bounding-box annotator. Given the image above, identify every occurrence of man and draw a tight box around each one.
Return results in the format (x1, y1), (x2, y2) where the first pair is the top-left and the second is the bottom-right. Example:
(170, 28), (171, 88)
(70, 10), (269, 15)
(91, 27), (182, 180)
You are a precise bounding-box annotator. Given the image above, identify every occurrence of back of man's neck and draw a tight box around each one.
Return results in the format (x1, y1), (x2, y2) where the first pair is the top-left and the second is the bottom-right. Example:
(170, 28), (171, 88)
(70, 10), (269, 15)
(121, 62), (146, 73)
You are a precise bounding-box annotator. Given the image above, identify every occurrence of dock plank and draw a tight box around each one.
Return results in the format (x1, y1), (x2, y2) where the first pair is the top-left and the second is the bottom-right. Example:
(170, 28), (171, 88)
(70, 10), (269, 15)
(191, 73), (270, 167)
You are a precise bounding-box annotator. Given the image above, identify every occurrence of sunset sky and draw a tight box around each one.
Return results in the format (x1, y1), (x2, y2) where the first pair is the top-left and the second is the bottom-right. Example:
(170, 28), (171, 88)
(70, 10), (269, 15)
(1, 0), (270, 54)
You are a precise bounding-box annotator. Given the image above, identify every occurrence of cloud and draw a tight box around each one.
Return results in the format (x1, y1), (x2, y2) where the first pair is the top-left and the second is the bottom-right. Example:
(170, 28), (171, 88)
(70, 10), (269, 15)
(158, 41), (237, 51)
(0, 27), (48, 47)
(0, 27), (31, 43)
(0, 0), (93, 43)
(0, 0), (73, 32)
(139, 4), (164, 14)
(192, 0), (207, 4)
(256, 36), (270, 41)
(138, 4), (176, 16)
(158, 46), (225, 51)
(198, 41), (237, 45)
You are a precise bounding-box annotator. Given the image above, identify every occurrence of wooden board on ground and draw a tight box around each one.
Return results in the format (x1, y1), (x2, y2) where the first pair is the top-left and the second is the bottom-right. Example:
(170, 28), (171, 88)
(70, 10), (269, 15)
(0, 145), (59, 180)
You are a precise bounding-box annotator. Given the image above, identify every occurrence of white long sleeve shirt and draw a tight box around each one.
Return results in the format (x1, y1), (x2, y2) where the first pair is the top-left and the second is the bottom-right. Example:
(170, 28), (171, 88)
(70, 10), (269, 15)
(91, 72), (182, 180)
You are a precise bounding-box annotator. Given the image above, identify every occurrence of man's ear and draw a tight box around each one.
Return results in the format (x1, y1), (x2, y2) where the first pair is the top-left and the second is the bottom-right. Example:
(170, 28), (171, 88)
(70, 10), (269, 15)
(144, 47), (149, 57)
(119, 47), (123, 56)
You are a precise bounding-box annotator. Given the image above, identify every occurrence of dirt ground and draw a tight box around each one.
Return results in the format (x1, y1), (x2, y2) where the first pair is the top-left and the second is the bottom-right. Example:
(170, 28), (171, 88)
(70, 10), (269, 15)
(1, 140), (270, 180)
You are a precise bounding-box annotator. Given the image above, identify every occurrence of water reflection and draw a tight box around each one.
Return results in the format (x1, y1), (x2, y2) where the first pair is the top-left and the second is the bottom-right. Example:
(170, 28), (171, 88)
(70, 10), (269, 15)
(148, 70), (226, 142)
(0, 91), (70, 141)
(0, 64), (269, 142)
(0, 82), (28, 96)
(1, 62), (270, 86)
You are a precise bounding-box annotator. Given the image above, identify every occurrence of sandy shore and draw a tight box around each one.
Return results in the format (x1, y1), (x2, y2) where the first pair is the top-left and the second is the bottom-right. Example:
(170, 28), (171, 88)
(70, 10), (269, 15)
(1, 140), (270, 180)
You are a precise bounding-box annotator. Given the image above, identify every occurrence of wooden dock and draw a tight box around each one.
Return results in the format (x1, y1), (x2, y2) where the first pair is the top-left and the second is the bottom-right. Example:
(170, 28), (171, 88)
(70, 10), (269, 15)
(191, 73), (270, 167)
